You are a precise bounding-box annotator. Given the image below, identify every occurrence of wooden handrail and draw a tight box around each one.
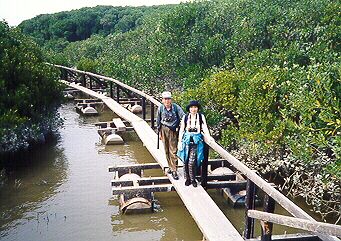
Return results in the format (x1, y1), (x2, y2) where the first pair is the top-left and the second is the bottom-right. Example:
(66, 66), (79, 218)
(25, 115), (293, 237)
(248, 210), (341, 237)
(49, 63), (161, 107)
(206, 140), (340, 241)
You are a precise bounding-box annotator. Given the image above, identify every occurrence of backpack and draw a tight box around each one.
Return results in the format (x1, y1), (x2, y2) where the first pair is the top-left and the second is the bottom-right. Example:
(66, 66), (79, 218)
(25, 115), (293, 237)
(183, 113), (203, 133)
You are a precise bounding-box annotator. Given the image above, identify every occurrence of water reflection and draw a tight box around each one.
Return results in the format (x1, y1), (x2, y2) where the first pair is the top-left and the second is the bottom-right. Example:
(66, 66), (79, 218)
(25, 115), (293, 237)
(0, 138), (68, 237)
(99, 134), (153, 163)
(0, 102), (203, 241)
(110, 192), (202, 241)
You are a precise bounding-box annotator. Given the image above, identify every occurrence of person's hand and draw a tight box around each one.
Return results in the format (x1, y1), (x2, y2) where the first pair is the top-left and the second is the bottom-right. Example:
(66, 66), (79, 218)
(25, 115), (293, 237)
(159, 132), (163, 140)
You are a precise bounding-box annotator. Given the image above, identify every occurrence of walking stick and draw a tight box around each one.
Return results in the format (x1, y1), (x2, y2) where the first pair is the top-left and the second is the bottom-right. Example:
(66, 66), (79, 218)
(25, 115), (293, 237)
(157, 130), (160, 149)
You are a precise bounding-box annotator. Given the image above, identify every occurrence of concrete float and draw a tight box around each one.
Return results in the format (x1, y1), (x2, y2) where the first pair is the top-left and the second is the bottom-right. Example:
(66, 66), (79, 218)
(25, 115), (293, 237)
(118, 173), (153, 214)
(122, 103), (143, 114)
(211, 167), (259, 207)
(97, 91), (109, 96)
(211, 167), (235, 176)
(130, 104), (142, 114)
(74, 98), (106, 116)
(82, 106), (98, 115)
(103, 132), (124, 145)
(110, 163), (174, 215)
(211, 167), (246, 206)
(75, 103), (99, 116)
(64, 92), (75, 100)
(95, 118), (130, 145)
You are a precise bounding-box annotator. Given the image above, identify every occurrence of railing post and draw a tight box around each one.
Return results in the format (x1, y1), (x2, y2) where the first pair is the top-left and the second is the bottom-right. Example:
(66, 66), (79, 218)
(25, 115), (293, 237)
(116, 84), (120, 103)
(150, 102), (155, 129)
(81, 74), (86, 87)
(60, 69), (65, 80)
(89, 77), (93, 90)
(110, 82), (113, 98)
(244, 178), (257, 239)
(141, 97), (146, 120)
(261, 185), (276, 241)
(64, 69), (68, 81)
(201, 143), (209, 188)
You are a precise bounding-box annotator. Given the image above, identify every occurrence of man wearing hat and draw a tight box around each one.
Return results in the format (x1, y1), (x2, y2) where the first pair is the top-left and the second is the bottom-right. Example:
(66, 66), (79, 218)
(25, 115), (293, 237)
(156, 91), (185, 180)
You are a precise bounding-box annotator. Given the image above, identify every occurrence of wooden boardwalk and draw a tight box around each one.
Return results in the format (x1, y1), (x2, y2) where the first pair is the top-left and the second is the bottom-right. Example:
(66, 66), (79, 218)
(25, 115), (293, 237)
(61, 80), (244, 241)
(57, 64), (340, 241)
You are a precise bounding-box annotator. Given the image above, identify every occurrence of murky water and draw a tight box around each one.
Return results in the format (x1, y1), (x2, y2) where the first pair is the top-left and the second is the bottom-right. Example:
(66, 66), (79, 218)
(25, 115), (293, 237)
(0, 103), (201, 241)
(0, 102), (325, 241)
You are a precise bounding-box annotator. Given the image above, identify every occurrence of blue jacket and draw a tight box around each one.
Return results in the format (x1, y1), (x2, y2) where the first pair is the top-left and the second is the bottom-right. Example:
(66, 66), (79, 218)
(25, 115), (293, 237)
(177, 132), (204, 167)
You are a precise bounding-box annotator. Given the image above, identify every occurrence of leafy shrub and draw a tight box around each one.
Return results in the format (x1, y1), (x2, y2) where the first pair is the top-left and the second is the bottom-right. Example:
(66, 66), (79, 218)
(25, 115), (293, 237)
(0, 21), (63, 153)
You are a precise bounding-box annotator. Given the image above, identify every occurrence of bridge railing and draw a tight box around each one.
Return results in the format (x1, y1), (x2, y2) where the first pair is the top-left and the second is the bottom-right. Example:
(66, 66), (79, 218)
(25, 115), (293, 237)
(52, 64), (340, 241)
(51, 63), (161, 129)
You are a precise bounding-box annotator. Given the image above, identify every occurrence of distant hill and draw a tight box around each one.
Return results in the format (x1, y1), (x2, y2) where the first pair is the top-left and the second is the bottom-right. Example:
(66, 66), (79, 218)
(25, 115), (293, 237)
(18, 5), (174, 47)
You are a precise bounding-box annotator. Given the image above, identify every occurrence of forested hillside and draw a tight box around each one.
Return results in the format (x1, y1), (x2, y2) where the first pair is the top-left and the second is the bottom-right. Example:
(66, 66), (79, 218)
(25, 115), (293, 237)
(20, 0), (340, 222)
(18, 5), (174, 51)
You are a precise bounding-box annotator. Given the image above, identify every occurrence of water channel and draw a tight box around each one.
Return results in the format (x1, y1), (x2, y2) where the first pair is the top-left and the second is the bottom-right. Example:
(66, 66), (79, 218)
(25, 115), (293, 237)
(0, 102), (322, 241)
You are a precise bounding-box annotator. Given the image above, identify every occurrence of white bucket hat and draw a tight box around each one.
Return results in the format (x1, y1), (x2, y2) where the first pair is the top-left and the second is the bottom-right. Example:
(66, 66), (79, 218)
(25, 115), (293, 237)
(161, 91), (172, 99)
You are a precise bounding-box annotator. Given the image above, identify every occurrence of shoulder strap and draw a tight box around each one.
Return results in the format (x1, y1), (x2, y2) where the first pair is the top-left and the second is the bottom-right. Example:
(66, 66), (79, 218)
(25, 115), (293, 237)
(173, 103), (179, 118)
(184, 113), (189, 130)
(184, 113), (203, 131)
(199, 113), (203, 133)
(160, 104), (164, 113)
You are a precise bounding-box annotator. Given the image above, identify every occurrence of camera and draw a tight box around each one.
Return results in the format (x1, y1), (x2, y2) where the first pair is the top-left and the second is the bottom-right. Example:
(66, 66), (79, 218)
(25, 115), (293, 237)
(188, 127), (198, 132)
(164, 112), (175, 122)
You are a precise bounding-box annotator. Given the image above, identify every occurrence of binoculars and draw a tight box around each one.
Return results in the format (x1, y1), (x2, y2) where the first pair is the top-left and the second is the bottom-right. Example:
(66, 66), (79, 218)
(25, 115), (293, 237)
(188, 127), (198, 132)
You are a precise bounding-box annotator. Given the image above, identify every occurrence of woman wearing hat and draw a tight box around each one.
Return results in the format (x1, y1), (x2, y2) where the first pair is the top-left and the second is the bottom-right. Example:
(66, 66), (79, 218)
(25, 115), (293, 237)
(177, 100), (212, 187)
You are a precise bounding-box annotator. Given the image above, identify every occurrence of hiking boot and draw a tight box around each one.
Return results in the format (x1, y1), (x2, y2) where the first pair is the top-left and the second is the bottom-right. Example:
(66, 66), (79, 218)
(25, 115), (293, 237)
(172, 171), (179, 180)
(185, 179), (191, 186)
(192, 180), (197, 187)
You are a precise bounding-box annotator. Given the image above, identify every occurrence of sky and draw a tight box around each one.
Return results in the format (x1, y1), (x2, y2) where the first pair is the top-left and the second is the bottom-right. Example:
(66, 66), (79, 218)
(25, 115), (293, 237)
(0, 0), (187, 26)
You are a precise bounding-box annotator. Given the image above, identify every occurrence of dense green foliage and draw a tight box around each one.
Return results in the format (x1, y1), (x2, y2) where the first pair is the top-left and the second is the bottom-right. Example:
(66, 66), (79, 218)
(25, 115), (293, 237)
(0, 21), (63, 153)
(20, 0), (340, 220)
(18, 5), (174, 51)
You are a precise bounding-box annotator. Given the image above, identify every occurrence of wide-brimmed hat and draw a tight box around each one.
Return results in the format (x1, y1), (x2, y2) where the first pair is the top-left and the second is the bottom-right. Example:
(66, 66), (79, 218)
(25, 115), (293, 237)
(186, 100), (201, 111)
(161, 91), (172, 99)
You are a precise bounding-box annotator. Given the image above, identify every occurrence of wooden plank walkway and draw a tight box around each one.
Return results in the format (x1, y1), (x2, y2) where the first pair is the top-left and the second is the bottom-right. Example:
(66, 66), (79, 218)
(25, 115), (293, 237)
(112, 118), (126, 131)
(61, 80), (244, 241)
